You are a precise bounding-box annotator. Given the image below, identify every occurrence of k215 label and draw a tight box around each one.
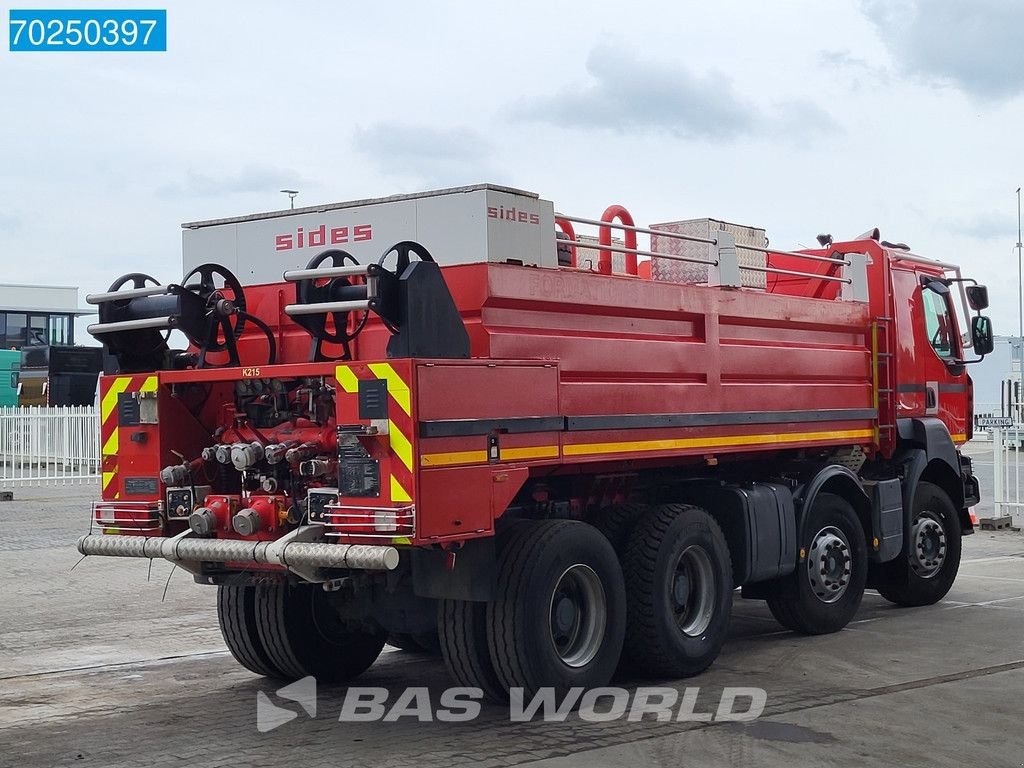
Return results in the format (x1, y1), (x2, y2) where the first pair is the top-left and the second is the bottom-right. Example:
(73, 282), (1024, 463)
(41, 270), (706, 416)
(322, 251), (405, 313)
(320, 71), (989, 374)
(9, 9), (166, 51)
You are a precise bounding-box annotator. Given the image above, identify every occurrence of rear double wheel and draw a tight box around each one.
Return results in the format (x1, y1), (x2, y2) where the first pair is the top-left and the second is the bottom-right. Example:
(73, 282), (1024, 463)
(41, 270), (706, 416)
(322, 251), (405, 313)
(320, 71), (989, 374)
(217, 585), (279, 677)
(218, 582), (387, 682)
(486, 520), (626, 700)
(766, 493), (867, 634)
(620, 504), (734, 678)
(438, 598), (506, 702)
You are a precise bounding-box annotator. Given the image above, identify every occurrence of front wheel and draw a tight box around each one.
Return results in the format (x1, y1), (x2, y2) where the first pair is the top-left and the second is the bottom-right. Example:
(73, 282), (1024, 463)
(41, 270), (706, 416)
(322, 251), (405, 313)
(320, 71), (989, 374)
(877, 482), (962, 607)
(766, 493), (867, 634)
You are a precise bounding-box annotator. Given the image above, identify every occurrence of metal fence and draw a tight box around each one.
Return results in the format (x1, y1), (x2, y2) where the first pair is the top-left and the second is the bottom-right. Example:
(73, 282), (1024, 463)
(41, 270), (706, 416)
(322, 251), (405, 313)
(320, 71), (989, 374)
(0, 406), (100, 486)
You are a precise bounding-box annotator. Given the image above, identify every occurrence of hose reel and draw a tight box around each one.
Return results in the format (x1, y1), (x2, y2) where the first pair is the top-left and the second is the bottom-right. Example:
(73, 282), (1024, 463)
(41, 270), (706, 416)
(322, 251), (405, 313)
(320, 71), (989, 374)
(87, 263), (277, 372)
(285, 249), (370, 362)
(283, 240), (469, 361)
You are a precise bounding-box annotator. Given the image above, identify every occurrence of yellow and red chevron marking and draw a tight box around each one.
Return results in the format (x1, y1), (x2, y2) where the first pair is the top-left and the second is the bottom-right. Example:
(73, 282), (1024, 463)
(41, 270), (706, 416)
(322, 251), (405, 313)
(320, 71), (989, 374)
(335, 362), (416, 509)
(99, 374), (158, 500)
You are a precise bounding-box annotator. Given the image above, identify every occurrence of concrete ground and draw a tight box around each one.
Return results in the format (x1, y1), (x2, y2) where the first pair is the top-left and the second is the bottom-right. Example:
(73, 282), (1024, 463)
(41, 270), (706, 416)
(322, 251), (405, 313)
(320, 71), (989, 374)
(1, 444), (1023, 768)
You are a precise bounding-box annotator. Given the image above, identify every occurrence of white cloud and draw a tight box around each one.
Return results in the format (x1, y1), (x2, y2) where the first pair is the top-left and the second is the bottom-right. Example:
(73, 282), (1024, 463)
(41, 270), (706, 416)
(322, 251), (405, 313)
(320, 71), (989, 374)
(510, 44), (837, 142)
(861, 0), (1024, 100)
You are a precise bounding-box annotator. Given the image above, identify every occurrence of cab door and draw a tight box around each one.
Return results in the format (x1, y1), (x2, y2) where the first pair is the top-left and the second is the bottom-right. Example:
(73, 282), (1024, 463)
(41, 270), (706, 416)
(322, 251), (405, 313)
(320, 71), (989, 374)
(891, 266), (969, 442)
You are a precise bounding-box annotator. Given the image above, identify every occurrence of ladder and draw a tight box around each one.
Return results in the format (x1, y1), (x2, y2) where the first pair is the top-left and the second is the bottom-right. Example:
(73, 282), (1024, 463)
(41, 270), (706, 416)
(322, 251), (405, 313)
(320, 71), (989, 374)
(872, 317), (897, 452)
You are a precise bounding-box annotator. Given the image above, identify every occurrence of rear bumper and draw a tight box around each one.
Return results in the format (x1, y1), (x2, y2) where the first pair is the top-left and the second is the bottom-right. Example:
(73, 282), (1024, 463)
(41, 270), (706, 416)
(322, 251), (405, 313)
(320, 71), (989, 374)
(76, 527), (400, 572)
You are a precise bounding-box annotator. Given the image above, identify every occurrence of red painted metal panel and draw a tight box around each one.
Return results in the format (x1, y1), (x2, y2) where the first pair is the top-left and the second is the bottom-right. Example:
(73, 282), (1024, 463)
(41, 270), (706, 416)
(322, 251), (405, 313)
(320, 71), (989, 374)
(417, 465), (528, 540)
(416, 362), (559, 421)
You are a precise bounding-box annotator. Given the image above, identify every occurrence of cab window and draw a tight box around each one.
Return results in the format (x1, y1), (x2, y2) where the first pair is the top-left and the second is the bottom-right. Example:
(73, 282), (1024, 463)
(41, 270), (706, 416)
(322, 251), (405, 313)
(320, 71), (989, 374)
(922, 286), (957, 360)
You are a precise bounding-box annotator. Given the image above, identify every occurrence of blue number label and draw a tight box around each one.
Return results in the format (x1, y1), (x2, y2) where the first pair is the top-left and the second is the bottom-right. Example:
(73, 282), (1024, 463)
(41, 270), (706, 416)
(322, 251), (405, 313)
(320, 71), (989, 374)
(9, 9), (167, 52)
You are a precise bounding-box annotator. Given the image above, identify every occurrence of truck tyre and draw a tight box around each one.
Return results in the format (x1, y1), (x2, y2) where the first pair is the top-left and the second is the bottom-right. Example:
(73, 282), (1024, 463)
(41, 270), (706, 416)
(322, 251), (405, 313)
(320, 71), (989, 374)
(592, 502), (648, 553)
(767, 493), (867, 634)
(254, 583), (387, 683)
(487, 520), (626, 700)
(877, 482), (962, 607)
(217, 585), (281, 678)
(620, 504), (733, 678)
(438, 599), (506, 702)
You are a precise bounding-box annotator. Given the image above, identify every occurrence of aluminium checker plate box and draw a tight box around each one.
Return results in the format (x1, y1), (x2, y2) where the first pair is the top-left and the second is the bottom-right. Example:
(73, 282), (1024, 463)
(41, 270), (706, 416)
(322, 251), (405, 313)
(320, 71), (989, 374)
(650, 218), (767, 289)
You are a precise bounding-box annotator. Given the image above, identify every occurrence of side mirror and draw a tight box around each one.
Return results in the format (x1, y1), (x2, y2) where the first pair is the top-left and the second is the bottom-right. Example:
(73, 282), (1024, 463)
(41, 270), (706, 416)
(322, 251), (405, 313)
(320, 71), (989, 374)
(966, 284), (989, 311)
(972, 315), (994, 356)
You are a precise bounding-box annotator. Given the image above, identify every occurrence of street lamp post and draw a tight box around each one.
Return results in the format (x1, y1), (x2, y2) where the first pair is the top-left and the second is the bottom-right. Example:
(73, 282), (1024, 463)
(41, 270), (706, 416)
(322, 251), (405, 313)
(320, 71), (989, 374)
(281, 189), (299, 210)
(1017, 187), (1022, 340)
(1015, 187), (1024, 428)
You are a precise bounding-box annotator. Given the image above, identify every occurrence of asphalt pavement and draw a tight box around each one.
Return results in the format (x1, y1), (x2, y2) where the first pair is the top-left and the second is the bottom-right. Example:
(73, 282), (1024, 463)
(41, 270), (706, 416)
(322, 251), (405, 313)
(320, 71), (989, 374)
(0, 444), (1022, 768)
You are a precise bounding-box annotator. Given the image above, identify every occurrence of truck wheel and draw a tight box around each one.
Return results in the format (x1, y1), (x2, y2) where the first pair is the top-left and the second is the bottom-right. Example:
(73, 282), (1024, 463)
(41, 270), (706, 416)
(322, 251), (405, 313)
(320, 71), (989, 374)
(217, 585), (281, 678)
(487, 520), (626, 700)
(254, 583), (387, 683)
(591, 502), (648, 553)
(767, 493), (867, 634)
(438, 599), (506, 702)
(621, 504), (733, 678)
(877, 482), (962, 607)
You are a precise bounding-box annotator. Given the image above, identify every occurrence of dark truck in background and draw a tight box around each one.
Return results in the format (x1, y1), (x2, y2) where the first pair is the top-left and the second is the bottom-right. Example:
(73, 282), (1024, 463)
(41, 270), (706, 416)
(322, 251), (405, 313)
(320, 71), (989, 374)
(17, 345), (103, 407)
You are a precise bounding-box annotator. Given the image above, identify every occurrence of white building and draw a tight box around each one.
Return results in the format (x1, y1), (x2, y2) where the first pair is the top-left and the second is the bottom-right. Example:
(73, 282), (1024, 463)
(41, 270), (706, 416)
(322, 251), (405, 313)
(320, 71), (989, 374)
(0, 284), (91, 348)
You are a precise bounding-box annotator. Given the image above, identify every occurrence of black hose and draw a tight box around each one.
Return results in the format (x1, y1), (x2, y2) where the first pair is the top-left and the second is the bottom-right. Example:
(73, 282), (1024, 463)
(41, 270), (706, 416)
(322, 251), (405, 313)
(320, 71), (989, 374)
(236, 310), (278, 366)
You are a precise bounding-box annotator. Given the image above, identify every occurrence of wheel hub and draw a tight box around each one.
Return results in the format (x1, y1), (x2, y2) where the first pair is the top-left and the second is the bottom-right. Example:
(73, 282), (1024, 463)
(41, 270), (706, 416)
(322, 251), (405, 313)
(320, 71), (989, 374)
(554, 595), (578, 634)
(673, 572), (691, 606)
(807, 526), (852, 604)
(673, 545), (716, 637)
(548, 564), (607, 668)
(911, 512), (946, 579)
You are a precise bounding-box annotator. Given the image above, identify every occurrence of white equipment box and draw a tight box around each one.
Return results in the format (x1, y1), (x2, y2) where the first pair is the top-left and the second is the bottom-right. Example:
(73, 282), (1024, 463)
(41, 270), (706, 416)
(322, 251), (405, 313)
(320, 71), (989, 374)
(182, 184), (557, 284)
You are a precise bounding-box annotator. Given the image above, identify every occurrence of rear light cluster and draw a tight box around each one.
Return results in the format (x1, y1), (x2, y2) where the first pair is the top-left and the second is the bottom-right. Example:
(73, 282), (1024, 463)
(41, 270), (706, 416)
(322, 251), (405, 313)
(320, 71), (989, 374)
(93, 501), (162, 535)
(306, 487), (413, 538)
(323, 501), (415, 538)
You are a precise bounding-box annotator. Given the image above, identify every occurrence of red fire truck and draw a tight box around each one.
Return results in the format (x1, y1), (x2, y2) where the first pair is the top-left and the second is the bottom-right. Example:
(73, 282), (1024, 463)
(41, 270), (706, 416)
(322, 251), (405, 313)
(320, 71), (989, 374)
(79, 184), (991, 699)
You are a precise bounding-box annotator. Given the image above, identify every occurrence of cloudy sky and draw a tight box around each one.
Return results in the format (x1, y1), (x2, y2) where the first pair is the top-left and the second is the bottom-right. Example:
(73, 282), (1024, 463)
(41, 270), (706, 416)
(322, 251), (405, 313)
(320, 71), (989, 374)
(2, 0), (1024, 341)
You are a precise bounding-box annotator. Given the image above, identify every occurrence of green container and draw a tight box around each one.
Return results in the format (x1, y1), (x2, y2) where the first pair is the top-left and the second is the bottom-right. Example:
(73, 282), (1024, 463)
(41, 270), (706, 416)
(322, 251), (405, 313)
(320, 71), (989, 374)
(0, 350), (19, 407)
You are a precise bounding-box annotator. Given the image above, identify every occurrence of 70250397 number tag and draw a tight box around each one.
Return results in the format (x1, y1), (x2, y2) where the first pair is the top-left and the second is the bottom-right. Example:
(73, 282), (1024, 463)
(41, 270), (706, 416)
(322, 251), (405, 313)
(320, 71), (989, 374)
(9, 9), (167, 52)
